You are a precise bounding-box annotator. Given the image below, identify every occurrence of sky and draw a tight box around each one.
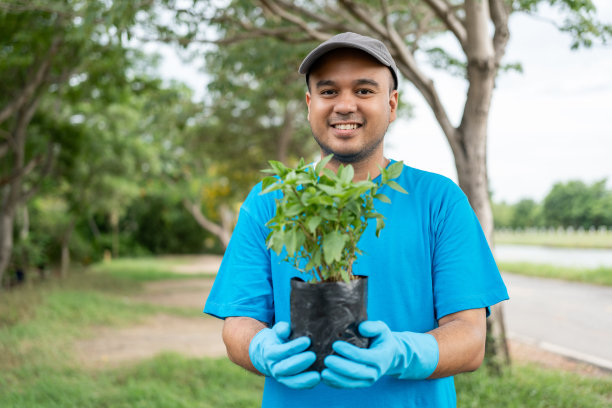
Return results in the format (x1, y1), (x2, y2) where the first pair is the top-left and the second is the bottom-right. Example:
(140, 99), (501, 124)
(155, 2), (612, 204)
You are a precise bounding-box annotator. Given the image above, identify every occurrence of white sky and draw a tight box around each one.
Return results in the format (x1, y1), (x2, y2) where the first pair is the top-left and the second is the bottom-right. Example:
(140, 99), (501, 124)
(156, 2), (612, 204)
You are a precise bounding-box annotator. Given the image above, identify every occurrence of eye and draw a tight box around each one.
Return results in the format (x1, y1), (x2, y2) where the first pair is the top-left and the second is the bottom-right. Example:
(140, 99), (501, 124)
(356, 88), (374, 95)
(320, 89), (337, 96)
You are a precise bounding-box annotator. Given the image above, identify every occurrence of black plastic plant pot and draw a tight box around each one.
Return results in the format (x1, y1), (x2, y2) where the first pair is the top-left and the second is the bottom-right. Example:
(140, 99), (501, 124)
(289, 276), (369, 372)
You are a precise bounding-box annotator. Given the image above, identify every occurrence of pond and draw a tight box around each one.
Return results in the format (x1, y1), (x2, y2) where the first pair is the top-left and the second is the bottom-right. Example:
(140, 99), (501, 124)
(494, 244), (612, 268)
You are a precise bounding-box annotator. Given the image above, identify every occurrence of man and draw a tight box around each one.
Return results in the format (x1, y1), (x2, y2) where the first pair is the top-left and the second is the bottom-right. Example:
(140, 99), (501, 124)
(204, 32), (508, 407)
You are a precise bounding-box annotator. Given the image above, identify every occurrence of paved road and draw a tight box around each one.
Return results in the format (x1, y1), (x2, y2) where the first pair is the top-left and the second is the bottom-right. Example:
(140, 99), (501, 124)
(502, 273), (612, 371)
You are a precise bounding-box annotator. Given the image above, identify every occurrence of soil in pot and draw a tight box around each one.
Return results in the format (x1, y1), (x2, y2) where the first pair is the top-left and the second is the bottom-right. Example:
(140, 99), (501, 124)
(289, 276), (369, 372)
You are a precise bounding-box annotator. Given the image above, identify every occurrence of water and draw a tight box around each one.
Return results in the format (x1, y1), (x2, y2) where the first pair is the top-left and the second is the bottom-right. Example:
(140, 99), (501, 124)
(495, 244), (612, 268)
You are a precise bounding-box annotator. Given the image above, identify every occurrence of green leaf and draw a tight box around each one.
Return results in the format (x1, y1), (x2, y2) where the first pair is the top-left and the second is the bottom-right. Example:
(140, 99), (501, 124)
(376, 217), (385, 237)
(306, 216), (322, 233)
(386, 161), (404, 179)
(315, 154), (333, 175)
(323, 230), (348, 264)
(341, 164), (354, 184)
(387, 180), (408, 195)
(374, 193), (391, 204)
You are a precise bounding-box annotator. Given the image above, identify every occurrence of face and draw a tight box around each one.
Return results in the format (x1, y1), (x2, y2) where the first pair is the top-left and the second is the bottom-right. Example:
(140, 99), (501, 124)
(306, 48), (398, 164)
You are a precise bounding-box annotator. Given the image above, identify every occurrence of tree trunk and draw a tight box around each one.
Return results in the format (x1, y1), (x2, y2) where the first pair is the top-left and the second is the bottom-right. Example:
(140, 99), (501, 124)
(60, 219), (76, 278)
(183, 199), (232, 249)
(0, 102), (35, 289)
(110, 210), (119, 259)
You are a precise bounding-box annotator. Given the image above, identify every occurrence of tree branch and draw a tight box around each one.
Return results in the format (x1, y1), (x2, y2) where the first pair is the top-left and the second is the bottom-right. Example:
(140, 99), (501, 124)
(339, 0), (388, 38)
(271, 0), (353, 33)
(423, 0), (468, 50)
(489, 0), (510, 66)
(0, 36), (62, 125)
(20, 142), (55, 204)
(259, 0), (331, 42)
(183, 198), (232, 249)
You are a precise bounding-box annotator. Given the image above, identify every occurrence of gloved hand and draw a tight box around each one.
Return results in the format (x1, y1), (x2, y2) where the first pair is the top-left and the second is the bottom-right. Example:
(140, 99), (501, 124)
(321, 320), (439, 388)
(249, 321), (321, 389)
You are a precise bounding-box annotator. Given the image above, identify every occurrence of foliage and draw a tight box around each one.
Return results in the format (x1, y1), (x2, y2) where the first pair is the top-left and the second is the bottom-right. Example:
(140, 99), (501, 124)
(543, 179), (612, 228)
(261, 156), (407, 283)
(493, 179), (612, 229)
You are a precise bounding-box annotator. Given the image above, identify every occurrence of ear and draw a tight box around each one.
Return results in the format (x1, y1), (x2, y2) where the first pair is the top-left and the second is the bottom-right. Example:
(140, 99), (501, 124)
(388, 90), (399, 123)
(305, 91), (312, 121)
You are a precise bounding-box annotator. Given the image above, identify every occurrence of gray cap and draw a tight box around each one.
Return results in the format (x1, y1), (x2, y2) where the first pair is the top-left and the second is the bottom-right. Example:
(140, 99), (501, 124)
(299, 32), (399, 90)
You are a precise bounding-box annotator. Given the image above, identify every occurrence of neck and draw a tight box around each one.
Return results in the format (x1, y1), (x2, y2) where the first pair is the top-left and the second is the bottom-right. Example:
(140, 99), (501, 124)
(322, 152), (389, 181)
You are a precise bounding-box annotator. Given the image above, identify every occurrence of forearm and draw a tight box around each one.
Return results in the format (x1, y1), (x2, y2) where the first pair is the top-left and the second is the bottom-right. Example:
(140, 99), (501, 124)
(222, 316), (268, 374)
(427, 308), (487, 379)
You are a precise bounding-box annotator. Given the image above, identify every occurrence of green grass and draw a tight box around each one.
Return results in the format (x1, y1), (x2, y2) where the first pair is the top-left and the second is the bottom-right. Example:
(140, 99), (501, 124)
(495, 230), (612, 249)
(89, 257), (216, 281)
(455, 364), (612, 407)
(498, 261), (612, 286)
(0, 354), (264, 408)
(1, 258), (610, 407)
(0, 355), (609, 408)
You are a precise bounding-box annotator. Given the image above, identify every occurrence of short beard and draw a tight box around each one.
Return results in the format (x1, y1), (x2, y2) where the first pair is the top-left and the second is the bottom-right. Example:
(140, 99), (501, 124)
(312, 128), (387, 164)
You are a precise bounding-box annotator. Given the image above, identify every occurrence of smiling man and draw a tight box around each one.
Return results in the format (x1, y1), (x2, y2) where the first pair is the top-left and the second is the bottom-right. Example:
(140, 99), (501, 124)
(204, 32), (508, 407)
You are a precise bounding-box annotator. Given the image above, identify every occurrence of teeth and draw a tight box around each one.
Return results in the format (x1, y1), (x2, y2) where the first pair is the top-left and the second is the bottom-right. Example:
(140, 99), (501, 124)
(334, 123), (359, 130)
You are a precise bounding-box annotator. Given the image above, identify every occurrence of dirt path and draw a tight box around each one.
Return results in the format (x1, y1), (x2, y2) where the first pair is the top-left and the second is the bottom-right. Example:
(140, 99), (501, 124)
(74, 257), (225, 369)
(74, 256), (610, 377)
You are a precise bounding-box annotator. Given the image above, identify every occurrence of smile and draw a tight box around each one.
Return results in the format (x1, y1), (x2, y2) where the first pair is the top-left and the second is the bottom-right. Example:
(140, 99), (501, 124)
(332, 123), (361, 130)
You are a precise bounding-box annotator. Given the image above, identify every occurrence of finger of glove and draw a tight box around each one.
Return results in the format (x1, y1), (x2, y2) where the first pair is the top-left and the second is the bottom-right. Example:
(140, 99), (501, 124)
(272, 321), (291, 340)
(277, 371), (321, 389)
(358, 320), (389, 338)
(332, 340), (383, 366)
(321, 368), (375, 389)
(271, 351), (316, 377)
(324, 354), (379, 382)
(266, 336), (311, 361)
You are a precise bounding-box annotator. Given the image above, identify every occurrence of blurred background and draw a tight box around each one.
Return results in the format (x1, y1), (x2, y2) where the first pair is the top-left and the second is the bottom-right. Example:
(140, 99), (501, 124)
(1, 1), (611, 407)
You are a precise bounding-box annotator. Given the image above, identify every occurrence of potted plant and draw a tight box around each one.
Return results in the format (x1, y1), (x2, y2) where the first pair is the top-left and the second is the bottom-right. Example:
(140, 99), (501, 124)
(260, 155), (407, 371)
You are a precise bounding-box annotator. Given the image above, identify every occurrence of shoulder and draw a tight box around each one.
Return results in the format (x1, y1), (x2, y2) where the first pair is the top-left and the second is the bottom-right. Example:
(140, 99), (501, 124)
(392, 162), (466, 203)
(240, 181), (280, 225)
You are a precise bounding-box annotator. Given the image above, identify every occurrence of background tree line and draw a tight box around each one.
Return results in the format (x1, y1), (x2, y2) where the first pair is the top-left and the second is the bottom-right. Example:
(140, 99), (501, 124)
(493, 179), (612, 229)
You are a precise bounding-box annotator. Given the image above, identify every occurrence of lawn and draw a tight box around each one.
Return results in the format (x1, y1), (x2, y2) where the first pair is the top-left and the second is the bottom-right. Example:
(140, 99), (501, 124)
(495, 229), (612, 249)
(0, 259), (610, 407)
(497, 261), (612, 286)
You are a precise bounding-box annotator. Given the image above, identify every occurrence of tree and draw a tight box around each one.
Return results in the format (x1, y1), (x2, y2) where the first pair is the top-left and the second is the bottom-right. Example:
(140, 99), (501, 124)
(0, 0), (161, 286)
(543, 179), (611, 228)
(170, 36), (319, 248)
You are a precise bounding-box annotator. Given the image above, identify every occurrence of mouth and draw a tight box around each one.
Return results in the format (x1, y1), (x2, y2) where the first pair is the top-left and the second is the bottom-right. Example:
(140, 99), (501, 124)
(330, 122), (362, 131)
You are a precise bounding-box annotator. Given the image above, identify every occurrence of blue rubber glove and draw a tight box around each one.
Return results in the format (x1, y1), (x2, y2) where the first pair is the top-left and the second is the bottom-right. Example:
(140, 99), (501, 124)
(249, 321), (321, 389)
(322, 320), (439, 388)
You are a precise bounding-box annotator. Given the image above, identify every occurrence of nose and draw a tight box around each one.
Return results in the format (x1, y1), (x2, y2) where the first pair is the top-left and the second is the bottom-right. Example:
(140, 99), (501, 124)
(333, 91), (357, 115)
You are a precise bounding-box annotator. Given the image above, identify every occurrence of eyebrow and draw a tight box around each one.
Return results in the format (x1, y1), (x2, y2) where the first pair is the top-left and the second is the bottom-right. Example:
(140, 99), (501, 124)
(314, 78), (381, 89)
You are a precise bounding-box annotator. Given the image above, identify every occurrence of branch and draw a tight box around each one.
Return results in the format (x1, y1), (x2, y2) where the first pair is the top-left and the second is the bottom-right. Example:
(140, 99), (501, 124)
(183, 198), (232, 248)
(339, 0), (388, 38)
(423, 0), (467, 50)
(489, 0), (510, 66)
(20, 142), (55, 204)
(272, 0), (353, 33)
(0, 36), (62, 125)
(464, 0), (494, 62)
(259, 0), (331, 42)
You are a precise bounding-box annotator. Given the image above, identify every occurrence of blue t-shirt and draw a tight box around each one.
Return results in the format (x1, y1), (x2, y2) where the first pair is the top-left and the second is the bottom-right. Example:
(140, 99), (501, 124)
(204, 162), (509, 407)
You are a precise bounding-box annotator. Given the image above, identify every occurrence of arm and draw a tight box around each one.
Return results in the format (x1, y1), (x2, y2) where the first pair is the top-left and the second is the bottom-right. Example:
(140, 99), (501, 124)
(222, 316), (268, 374)
(428, 307), (487, 378)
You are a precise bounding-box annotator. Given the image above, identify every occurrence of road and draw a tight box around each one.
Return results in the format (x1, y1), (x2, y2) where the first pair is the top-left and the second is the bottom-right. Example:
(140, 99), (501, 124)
(502, 272), (612, 371)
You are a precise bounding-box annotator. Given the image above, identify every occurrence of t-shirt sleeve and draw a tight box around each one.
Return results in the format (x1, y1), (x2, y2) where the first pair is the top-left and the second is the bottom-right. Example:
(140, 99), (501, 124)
(431, 187), (509, 320)
(203, 188), (275, 325)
